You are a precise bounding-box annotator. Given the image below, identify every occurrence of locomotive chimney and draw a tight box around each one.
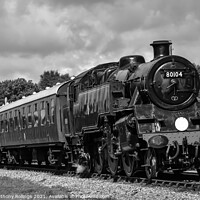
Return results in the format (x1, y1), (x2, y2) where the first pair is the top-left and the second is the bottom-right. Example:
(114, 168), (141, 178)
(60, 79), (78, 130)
(150, 40), (172, 59)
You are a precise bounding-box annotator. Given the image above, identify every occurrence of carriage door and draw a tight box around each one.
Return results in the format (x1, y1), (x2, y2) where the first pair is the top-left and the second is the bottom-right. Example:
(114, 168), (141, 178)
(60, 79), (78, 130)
(62, 83), (74, 136)
(63, 105), (70, 135)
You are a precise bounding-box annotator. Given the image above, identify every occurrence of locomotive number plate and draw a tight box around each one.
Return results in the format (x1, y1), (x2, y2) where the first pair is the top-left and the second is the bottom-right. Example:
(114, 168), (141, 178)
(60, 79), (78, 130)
(164, 71), (184, 78)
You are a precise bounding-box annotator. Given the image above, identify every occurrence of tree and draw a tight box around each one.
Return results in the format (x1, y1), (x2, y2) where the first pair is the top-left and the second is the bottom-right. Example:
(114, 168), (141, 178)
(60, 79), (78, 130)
(195, 64), (200, 75)
(192, 63), (200, 77)
(0, 78), (39, 106)
(38, 70), (70, 90)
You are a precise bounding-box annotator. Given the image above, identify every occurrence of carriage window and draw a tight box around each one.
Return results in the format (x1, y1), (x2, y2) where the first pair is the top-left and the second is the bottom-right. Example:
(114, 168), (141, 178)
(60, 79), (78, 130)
(51, 98), (55, 124)
(0, 115), (1, 133)
(46, 101), (50, 125)
(34, 103), (37, 111)
(27, 105), (32, 128)
(5, 120), (8, 132)
(9, 111), (14, 132)
(0, 114), (4, 133)
(34, 111), (39, 127)
(18, 110), (21, 130)
(22, 116), (26, 129)
(41, 101), (46, 126)
(22, 107), (26, 129)
(9, 118), (14, 131)
(9, 111), (12, 118)
(0, 121), (4, 133)
(34, 103), (39, 127)
(5, 113), (8, 132)
(14, 110), (19, 131)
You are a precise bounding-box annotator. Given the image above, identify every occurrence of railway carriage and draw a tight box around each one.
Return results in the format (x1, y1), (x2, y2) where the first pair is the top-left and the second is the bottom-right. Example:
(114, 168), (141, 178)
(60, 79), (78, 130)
(0, 82), (72, 165)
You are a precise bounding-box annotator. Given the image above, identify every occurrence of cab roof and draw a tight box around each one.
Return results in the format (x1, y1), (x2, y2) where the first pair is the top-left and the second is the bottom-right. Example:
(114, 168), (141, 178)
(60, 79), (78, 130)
(73, 62), (118, 85)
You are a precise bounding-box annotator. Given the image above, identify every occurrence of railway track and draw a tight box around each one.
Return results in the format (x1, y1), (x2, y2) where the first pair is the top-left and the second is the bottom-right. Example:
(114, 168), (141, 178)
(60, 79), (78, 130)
(90, 172), (200, 191)
(1, 163), (200, 191)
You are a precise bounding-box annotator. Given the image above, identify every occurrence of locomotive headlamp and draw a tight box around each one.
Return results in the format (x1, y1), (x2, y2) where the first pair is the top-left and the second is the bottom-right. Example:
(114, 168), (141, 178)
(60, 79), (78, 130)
(148, 135), (168, 148)
(175, 117), (188, 131)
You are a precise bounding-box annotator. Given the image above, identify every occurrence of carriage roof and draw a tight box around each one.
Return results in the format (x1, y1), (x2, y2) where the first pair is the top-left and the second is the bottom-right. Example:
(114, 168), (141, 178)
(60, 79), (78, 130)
(0, 81), (70, 113)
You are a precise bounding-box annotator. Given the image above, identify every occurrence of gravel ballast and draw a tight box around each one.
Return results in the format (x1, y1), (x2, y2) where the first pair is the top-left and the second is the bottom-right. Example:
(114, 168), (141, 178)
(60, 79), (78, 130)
(0, 169), (200, 200)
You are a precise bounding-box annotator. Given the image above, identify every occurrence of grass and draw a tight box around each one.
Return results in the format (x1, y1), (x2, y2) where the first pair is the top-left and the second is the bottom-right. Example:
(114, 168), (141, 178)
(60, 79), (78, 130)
(0, 176), (115, 200)
(0, 176), (70, 200)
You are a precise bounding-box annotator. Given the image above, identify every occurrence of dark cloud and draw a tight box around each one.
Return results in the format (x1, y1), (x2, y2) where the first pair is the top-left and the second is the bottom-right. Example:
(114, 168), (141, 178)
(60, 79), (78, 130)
(33, 0), (115, 9)
(0, 0), (112, 57)
(0, 0), (200, 83)
(0, 29), (67, 57)
(100, 36), (125, 55)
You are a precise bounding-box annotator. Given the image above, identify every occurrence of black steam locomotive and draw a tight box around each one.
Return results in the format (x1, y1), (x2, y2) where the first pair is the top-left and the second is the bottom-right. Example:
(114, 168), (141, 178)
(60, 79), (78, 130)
(0, 40), (200, 179)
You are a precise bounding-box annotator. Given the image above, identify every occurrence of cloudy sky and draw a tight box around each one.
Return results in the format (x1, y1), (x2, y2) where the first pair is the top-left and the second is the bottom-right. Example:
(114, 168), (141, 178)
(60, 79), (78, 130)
(1, 0), (200, 83)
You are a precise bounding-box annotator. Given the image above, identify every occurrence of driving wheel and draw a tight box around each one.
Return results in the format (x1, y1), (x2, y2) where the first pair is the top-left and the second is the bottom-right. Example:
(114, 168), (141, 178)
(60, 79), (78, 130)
(122, 152), (137, 177)
(145, 148), (158, 179)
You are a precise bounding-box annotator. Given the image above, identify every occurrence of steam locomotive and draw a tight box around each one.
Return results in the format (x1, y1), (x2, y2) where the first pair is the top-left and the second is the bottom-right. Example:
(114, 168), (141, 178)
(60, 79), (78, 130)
(0, 40), (200, 179)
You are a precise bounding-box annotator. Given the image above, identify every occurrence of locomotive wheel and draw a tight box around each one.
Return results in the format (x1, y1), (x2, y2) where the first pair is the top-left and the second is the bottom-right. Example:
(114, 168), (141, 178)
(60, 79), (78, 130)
(94, 153), (104, 174)
(48, 156), (55, 165)
(19, 159), (25, 166)
(94, 147), (106, 174)
(104, 122), (119, 175)
(27, 159), (32, 165)
(45, 157), (50, 166)
(37, 161), (42, 166)
(145, 148), (158, 179)
(108, 153), (118, 175)
(47, 149), (56, 165)
(6, 151), (18, 164)
(122, 152), (137, 177)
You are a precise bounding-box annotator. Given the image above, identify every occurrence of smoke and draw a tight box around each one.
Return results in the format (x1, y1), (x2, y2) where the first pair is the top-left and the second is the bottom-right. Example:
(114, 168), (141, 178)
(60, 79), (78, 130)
(76, 164), (87, 174)
(74, 163), (90, 178)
